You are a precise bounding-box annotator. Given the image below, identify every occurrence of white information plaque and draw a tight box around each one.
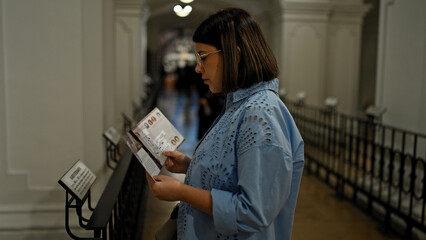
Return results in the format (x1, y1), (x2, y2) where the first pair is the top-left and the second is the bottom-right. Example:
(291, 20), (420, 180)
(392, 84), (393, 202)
(58, 160), (96, 201)
(103, 127), (121, 146)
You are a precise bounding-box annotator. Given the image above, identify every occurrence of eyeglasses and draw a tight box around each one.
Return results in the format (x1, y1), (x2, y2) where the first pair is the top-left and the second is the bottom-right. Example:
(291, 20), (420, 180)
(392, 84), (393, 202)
(195, 50), (222, 68)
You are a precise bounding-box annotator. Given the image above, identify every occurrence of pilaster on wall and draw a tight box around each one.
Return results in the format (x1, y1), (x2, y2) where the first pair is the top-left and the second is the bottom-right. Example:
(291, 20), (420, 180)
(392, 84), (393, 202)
(327, 3), (370, 115)
(0, 0), (107, 237)
(280, 2), (331, 108)
(140, 5), (150, 101)
(279, 0), (370, 115)
(114, 0), (146, 127)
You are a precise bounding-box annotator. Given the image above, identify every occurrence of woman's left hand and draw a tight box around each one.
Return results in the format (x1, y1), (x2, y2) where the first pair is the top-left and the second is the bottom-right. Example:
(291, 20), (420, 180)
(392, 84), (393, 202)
(146, 172), (183, 201)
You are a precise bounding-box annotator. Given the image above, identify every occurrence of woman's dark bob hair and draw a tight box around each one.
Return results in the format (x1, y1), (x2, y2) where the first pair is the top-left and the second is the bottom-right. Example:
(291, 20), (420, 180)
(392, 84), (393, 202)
(193, 8), (279, 94)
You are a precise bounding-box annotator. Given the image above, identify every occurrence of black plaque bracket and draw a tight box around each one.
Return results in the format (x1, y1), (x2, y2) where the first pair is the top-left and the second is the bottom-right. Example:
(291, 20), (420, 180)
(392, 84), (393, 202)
(64, 190), (97, 240)
(104, 136), (119, 169)
(58, 160), (98, 240)
(103, 128), (121, 170)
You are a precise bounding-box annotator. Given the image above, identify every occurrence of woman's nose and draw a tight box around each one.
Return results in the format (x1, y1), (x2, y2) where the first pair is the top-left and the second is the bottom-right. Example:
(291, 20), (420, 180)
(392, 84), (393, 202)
(195, 63), (203, 73)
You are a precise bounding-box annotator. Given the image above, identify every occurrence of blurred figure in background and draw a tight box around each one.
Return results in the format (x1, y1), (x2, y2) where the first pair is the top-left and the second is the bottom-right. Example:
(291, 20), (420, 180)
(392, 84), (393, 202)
(195, 78), (224, 140)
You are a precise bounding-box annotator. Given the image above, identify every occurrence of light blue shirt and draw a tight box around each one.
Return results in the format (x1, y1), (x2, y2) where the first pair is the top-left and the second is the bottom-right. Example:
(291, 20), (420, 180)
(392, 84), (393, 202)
(178, 78), (304, 240)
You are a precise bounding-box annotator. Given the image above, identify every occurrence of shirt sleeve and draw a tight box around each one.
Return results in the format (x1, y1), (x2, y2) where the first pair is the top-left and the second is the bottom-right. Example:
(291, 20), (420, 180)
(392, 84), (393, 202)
(211, 144), (293, 234)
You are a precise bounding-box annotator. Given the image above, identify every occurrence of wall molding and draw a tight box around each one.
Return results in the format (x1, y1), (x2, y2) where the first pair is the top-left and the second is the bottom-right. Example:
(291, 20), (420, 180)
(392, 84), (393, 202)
(0, 203), (63, 213)
(0, 0), (8, 189)
(375, 0), (395, 107)
(1, 0), (60, 192)
(0, 204), (91, 230)
(115, 18), (135, 118)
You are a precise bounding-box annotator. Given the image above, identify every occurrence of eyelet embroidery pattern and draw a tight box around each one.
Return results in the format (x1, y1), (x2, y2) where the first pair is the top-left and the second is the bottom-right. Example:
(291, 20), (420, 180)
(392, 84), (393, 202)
(177, 203), (189, 237)
(237, 95), (274, 155)
(178, 87), (278, 239)
(179, 155), (199, 234)
(197, 110), (237, 191)
(201, 163), (235, 190)
(180, 110), (234, 235)
(216, 233), (239, 240)
(224, 130), (235, 155)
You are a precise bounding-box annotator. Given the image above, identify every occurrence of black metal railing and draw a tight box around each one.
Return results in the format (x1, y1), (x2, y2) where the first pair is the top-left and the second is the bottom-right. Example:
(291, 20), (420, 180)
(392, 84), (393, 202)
(85, 150), (145, 240)
(86, 79), (161, 239)
(286, 100), (426, 239)
(62, 78), (161, 239)
(84, 80), (161, 239)
(60, 150), (144, 240)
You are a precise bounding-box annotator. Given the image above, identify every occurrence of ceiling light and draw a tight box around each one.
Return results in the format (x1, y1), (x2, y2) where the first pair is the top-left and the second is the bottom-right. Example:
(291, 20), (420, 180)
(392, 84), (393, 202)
(184, 5), (192, 12)
(173, 4), (192, 17)
(173, 5), (182, 13)
(180, 0), (194, 3)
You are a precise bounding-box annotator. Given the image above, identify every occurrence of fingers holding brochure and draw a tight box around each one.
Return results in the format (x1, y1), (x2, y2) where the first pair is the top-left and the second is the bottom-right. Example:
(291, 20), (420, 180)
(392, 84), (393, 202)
(145, 171), (184, 201)
(163, 151), (191, 174)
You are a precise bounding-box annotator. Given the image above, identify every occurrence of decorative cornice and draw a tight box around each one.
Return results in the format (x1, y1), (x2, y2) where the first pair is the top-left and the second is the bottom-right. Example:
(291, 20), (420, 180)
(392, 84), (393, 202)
(282, 2), (333, 13)
(280, 1), (371, 23)
(331, 3), (372, 23)
(0, 205), (92, 231)
(281, 2), (332, 22)
(0, 203), (64, 213)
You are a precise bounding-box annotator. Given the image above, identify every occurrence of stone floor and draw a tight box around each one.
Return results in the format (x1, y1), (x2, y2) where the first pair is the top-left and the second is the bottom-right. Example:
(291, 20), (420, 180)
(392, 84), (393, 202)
(292, 173), (401, 240)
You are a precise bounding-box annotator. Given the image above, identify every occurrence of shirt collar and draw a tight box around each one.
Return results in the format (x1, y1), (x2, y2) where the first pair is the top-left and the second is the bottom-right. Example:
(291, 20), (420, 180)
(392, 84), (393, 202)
(226, 78), (279, 108)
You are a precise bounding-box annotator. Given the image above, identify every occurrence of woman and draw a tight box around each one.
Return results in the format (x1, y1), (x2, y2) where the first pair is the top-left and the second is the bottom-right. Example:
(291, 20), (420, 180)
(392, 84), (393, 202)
(147, 8), (304, 240)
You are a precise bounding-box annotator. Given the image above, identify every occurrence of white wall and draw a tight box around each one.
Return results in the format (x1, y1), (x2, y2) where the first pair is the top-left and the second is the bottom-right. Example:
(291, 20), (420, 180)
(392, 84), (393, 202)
(0, 0), (114, 238)
(115, 3), (146, 124)
(376, 0), (426, 135)
(326, 7), (365, 115)
(279, 0), (370, 115)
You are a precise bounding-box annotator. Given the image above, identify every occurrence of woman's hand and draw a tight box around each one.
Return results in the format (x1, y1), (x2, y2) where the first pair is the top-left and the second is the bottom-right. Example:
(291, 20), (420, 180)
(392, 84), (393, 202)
(145, 172), (213, 215)
(146, 172), (183, 201)
(163, 151), (191, 174)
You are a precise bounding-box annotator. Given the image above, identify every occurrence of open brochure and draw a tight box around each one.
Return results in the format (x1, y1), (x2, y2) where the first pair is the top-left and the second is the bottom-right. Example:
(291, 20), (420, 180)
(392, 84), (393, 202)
(124, 107), (185, 179)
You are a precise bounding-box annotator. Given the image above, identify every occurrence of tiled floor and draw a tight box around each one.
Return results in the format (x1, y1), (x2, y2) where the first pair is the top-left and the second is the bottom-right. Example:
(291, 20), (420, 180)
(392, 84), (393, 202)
(140, 88), (403, 240)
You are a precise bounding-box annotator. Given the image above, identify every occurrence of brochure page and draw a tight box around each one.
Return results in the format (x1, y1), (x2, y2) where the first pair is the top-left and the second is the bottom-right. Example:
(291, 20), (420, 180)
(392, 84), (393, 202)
(124, 108), (185, 179)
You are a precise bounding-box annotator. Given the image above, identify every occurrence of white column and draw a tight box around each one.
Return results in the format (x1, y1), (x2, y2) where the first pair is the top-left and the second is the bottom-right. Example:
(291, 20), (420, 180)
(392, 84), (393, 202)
(326, 3), (370, 115)
(140, 6), (150, 102)
(280, 1), (331, 107)
(279, 0), (369, 115)
(114, 0), (145, 125)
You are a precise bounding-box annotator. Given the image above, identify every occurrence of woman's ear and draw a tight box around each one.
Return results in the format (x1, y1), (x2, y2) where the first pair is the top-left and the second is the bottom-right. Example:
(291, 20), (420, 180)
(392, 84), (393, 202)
(237, 46), (241, 63)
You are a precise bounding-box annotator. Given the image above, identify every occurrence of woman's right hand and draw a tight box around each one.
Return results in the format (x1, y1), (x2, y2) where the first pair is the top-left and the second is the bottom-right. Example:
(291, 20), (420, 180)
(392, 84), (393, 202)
(163, 151), (191, 174)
